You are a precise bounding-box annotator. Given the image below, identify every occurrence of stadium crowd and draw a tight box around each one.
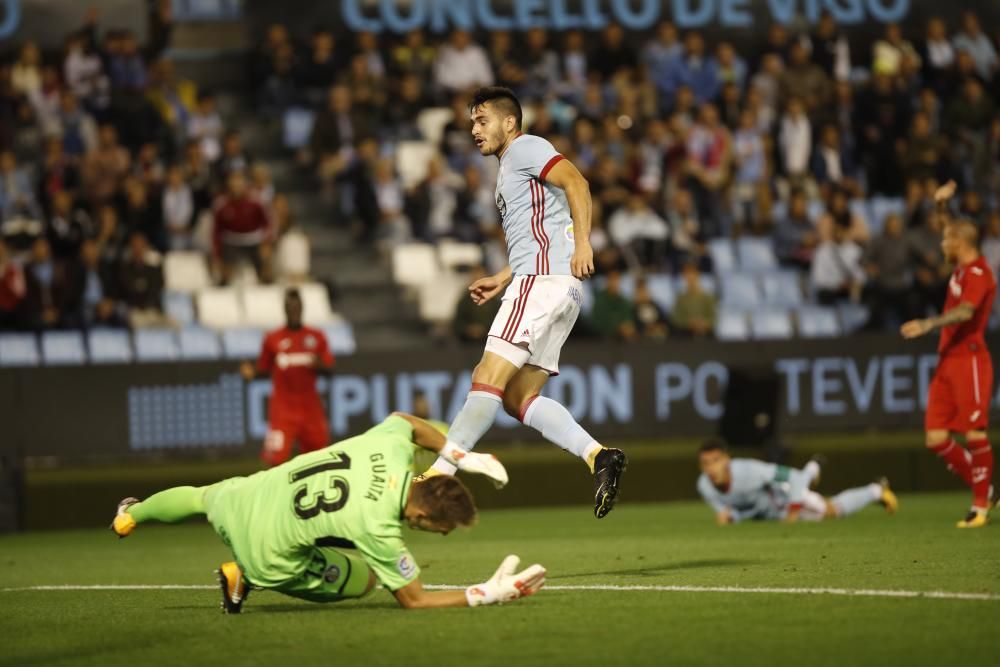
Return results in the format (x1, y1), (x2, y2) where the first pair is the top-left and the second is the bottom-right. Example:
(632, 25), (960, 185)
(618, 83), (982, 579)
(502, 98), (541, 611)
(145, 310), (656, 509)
(252, 10), (999, 340)
(0, 3), (309, 333)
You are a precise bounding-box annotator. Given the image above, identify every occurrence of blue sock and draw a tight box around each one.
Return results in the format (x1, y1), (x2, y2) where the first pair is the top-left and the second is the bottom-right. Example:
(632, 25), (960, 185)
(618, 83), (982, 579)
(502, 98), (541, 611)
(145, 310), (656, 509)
(523, 396), (601, 463)
(831, 484), (881, 517)
(431, 386), (502, 475)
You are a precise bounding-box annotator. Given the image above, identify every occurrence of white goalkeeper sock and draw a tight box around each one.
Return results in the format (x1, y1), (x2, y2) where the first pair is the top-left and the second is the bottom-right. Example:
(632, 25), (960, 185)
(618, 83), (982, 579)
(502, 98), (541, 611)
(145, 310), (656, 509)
(522, 395), (602, 463)
(430, 384), (502, 475)
(831, 483), (882, 517)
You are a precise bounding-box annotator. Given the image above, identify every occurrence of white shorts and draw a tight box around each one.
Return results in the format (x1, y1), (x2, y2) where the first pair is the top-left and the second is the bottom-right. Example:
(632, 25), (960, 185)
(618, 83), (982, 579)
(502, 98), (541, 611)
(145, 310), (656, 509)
(487, 274), (583, 375)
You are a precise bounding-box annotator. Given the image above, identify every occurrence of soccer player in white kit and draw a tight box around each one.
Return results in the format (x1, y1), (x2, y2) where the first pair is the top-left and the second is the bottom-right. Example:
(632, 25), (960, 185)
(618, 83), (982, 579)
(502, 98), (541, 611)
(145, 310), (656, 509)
(422, 87), (627, 518)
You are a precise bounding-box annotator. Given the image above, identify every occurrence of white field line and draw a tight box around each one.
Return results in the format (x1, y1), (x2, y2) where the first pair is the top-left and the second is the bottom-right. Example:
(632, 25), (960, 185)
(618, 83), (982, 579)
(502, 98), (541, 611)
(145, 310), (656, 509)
(2, 583), (999, 602)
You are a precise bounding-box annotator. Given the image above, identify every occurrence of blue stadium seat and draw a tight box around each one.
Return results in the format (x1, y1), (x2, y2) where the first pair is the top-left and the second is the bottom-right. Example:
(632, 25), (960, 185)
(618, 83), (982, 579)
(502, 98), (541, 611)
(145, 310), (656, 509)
(0, 333), (40, 367)
(579, 280), (595, 316)
(770, 200), (788, 221)
(673, 273), (717, 296)
(221, 327), (264, 360)
(134, 329), (181, 362)
(41, 331), (87, 366)
(715, 308), (750, 341)
(837, 302), (871, 333)
(283, 107), (316, 149)
(849, 199), (873, 235)
(759, 271), (803, 306)
(870, 196), (905, 237)
(163, 291), (195, 327)
(644, 275), (676, 312)
(88, 329), (133, 364)
(720, 273), (761, 308)
(807, 199), (825, 223)
(617, 274), (636, 300)
(322, 322), (358, 356)
(751, 308), (793, 340)
(737, 237), (778, 272)
(708, 238), (736, 274)
(797, 306), (842, 338)
(178, 326), (222, 361)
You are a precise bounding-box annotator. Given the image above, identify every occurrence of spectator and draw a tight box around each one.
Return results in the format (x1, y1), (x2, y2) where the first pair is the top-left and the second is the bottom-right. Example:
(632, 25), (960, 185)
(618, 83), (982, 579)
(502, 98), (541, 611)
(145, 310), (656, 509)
(487, 31), (520, 90)
(900, 112), (949, 184)
(749, 53), (782, 128)
(945, 78), (995, 190)
(589, 270), (636, 341)
(10, 42), (42, 99)
(0, 150), (43, 222)
(0, 238), (26, 328)
(643, 21), (682, 85)
(81, 124), (130, 204)
(146, 58), (197, 137)
(672, 263), (716, 338)
(382, 74), (431, 141)
(187, 92), (224, 162)
(133, 141), (166, 188)
(632, 279), (669, 339)
(69, 237), (121, 328)
(46, 190), (93, 260)
(515, 28), (560, 102)
(252, 23), (292, 88)
(182, 139), (213, 216)
(872, 23), (920, 78)
(952, 11), (998, 81)
(590, 24), (638, 80)
(863, 213), (916, 331)
(855, 73), (910, 195)
(433, 30), (493, 95)
(162, 164), (194, 250)
(779, 41), (831, 115)
(685, 103), (731, 238)
(659, 32), (718, 105)
(665, 188), (706, 270)
(451, 164), (496, 243)
(373, 157), (411, 247)
(345, 53), (387, 115)
(214, 130), (251, 183)
(906, 207), (949, 316)
(811, 11), (851, 81)
(57, 90), (99, 159)
(121, 177), (163, 250)
(107, 30), (148, 92)
(919, 17), (956, 96)
(810, 218), (865, 306)
(23, 237), (75, 330)
(213, 170), (272, 284)
(731, 109), (768, 227)
(117, 231), (169, 328)
(773, 189), (818, 270)
(714, 42), (747, 91)
(308, 86), (371, 189)
(93, 203), (127, 266)
(778, 98), (812, 183)
(452, 265), (500, 342)
(811, 124), (858, 197)
(391, 29), (436, 80)
(356, 31), (386, 81)
(557, 30), (588, 103)
(63, 30), (109, 112)
(607, 191), (670, 270)
(820, 188), (869, 244)
(250, 163), (275, 207)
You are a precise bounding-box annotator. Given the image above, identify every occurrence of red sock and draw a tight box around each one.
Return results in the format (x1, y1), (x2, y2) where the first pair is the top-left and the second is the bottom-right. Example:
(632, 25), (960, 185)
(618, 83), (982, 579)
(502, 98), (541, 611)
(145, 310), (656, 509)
(930, 439), (973, 488)
(969, 439), (993, 509)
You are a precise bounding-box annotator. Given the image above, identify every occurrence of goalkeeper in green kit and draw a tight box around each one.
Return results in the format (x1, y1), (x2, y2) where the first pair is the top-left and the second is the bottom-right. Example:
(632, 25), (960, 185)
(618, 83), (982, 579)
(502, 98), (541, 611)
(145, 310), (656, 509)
(110, 413), (546, 611)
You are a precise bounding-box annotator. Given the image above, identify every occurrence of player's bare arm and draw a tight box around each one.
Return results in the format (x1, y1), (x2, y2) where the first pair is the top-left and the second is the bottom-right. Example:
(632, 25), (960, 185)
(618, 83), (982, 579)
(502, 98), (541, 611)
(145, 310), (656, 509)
(544, 158), (594, 280)
(469, 265), (513, 305)
(393, 555), (546, 610)
(396, 411), (509, 487)
(901, 303), (975, 338)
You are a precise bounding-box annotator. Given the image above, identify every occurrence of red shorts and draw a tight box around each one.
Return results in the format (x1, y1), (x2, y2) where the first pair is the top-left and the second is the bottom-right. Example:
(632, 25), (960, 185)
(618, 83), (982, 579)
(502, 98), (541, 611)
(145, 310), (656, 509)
(262, 411), (330, 466)
(925, 352), (993, 432)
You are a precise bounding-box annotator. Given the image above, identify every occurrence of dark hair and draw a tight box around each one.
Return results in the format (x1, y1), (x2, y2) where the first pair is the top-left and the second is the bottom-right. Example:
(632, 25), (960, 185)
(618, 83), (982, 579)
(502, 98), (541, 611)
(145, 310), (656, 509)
(284, 287), (302, 302)
(698, 438), (729, 455)
(410, 475), (478, 530)
(469, 86), (522, 130)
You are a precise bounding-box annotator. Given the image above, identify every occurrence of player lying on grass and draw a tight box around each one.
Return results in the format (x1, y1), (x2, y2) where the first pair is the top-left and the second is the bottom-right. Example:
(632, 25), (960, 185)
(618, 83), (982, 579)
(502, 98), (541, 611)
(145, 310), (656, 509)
(110, 413), (546, 612)
(696, 439), (898, 524)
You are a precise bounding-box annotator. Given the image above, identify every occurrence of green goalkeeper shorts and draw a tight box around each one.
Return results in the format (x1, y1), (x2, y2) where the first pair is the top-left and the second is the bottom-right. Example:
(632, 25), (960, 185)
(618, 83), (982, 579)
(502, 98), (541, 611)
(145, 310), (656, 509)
(273, 547), (374, 603)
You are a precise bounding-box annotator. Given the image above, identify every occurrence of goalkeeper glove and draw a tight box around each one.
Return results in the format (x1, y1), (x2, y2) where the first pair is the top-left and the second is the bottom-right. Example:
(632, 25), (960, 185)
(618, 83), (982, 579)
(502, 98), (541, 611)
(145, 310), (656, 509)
(465, 555), (546, 607)
(440, 441), (509, 488)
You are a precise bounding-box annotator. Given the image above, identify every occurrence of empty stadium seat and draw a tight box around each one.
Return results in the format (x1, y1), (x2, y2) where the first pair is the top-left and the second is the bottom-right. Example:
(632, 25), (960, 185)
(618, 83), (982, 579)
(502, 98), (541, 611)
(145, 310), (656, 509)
(807, 199), (826, 222)
(797, 306), (842, 338)
(838, 302), (871, 333)
(416, 107), (454, 145)
(759, 271), (803, 306)
(241, 285), (286, 329)
(282, 107), (316, 149)
(396, 141), (437, 189)
(164, 252), (212, 293)
(437, 240), (483, 271)
(708, 239), (736, 274)
(0, 333), (39, 367)
(418, 274), (467, 323)
(870, 196), (905, 237)
(134, 329), (180, 362)
(88, 329), (133, 364)
(751, 308), (794, 340)
(392, 243), (440, 289)
(645, 275), (676, 312)
(715, 308), (750, 341)
(41, 331), (87, 366)
(720, 273), (761, 308)
(299, 282), (338, 326)
(221, 328), (264, 360)
(178, 326), (222, 360)
(737, 237), (779, 272)
(196, 287), (243, 330)
(849, 199), (873, 235)
(322, 322), (358, 355)
(163, 291), (196, 326)
(673, 273), (717, 296)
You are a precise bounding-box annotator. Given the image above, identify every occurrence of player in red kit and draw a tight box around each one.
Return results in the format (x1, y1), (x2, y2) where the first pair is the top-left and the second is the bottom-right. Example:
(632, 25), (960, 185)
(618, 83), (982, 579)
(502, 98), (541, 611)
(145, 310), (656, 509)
(240, 288), (334, 466)
(901, 181), (997, 528)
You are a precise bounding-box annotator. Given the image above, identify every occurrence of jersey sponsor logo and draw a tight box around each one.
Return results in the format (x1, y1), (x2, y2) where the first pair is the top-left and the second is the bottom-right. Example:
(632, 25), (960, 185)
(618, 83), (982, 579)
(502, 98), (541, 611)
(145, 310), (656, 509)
(397, 553), (416, 579)
(276, 351), (315, 369)
(970, 410), (981, 422)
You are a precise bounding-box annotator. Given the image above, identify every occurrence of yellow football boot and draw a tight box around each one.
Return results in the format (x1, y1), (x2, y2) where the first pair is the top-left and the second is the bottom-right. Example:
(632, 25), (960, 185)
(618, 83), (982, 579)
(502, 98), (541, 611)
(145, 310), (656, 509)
(217, 561), (251, 614)
(877, 478), (898, 515)
(109, 497), (139, 538)
(956, 508), (989, 529)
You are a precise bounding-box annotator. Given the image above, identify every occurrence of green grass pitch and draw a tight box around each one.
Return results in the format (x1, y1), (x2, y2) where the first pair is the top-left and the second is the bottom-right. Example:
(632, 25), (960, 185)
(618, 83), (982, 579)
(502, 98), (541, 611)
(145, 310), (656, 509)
(1, 493), (998, 667)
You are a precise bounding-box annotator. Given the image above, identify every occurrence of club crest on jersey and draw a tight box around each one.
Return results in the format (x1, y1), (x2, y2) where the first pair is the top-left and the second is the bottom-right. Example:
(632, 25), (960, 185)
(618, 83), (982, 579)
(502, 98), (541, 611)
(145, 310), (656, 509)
(397, 553), (416, 579)
(304, 335), (316, 349)
(323, 564), (341, 584)
(279, 338), (292, 350)
(496, 193), (507, 217)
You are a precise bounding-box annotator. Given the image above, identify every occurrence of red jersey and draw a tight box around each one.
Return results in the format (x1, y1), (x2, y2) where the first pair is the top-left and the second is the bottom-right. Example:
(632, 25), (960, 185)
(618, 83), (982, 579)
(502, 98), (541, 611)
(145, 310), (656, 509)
(257, 326), (334, 415)
(938, 255), (996, 357)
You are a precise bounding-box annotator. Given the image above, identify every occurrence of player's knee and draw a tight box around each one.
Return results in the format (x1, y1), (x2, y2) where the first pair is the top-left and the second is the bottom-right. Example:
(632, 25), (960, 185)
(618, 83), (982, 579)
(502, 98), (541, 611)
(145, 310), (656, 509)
(925, 430), (949, 448)
(965, 430), (988, 442)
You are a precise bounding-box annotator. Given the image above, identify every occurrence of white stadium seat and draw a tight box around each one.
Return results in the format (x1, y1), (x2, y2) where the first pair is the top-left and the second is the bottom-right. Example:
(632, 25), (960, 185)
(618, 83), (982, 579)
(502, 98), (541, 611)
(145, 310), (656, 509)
(644, 275), (677, 312)
(392, 243), (440, 289)
(299, 282), (338, 326)
(715, 308), (750, 341)
(396, 141), (437, 190)
(437, 240), (483, 271)
(737, 237), (778, 272)
(241, 285), (286, 329)
(708, 238), (736, 274)
(797, 306), (842, 338)
(759, 271), (803, 306)
(134, 329), (181, 362)
(41, 331), (87, 366)
(721, 273), (761, 308)
(416, 107), (454, 145)
(163, 291), (196, 326)
(418, 273), (468, 323)
(196, 287), (244, 330)
(751, 308), (794, 340)
(88, 329), (133, 364)
(164, 251), (212, 293)
(0, 333), (40, 367)
(283, 107), (316, 149)
(178, 327), (222, 360)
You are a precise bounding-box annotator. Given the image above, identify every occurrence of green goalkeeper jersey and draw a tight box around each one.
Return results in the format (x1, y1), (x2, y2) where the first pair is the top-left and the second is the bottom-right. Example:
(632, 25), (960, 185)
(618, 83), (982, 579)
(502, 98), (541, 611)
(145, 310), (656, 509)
(205, 416), (420, 591)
